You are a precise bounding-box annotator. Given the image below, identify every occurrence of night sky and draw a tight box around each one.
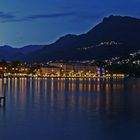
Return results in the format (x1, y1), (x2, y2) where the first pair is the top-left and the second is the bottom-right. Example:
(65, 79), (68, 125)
(0, 0), (140, 47)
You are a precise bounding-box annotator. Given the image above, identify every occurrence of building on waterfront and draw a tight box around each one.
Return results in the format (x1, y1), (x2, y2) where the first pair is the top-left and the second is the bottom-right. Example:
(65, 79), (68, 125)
(40, 62), (101, 77)
(40, 66), (61, 77)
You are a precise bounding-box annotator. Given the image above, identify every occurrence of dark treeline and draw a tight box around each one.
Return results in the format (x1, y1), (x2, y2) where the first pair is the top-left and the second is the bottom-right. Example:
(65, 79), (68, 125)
(107, 64), (140, 77)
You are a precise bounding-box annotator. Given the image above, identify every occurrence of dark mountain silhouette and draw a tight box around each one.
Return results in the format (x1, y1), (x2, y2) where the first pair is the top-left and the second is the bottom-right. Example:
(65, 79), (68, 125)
(1, 15), (140, 62)
(0, 45), (18, 60)
(20, 45), (46, 54)
(0, 45), (45, 60)
(21, 15), (140, 62)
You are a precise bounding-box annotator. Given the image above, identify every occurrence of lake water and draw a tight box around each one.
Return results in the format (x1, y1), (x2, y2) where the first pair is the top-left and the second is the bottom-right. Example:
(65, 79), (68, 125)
(0, 78), (140, 140)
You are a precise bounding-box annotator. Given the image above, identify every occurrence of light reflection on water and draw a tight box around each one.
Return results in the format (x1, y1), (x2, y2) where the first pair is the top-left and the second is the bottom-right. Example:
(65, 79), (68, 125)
(1, 78), (140, 112)
(0, 78), (140, 140)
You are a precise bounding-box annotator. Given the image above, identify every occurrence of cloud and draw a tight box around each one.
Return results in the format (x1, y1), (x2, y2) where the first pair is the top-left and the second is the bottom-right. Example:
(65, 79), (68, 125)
(27, 12), (76, 20)
(1, 12), (76, 23)
(0, 10), (112, 24)
(1, 18), (26, 23)
(0, 11), (15, 20)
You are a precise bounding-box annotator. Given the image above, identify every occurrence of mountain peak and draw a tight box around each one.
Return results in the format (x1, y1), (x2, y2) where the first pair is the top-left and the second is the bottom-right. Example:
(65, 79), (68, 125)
(58, 34), (77, 41)
(0, 45), (13, 49)
(103, 15), (140, 23)
(54, 34), (77, 46)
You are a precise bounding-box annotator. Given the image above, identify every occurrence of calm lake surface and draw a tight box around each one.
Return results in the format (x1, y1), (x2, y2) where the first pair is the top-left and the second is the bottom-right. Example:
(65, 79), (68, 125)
(0, 78), (140, 140)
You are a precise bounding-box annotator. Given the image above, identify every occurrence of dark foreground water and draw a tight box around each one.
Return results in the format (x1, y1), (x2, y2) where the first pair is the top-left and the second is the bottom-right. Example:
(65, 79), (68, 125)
(0, 78), (140, 140)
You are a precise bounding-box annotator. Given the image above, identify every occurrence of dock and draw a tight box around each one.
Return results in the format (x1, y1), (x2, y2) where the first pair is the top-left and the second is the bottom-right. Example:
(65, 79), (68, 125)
(0, 80), (6, 107)
(0, 96), (6, 106)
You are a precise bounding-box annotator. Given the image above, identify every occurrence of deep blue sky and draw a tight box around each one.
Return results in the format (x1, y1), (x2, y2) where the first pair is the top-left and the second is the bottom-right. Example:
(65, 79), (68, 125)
(0, 0), (140, 47)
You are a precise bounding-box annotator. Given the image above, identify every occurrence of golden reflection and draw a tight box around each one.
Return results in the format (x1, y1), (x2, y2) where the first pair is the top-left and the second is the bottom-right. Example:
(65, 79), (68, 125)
(3, 77), (132, 113)
(71, 79), (75, 93)
(44, 78), (47, 96)
(35, 78), (38, 94)
(37, 78), (40, 96)
(68, 80), (71, 92)
(8, 78), (11, 96)
(87, 79), (91, 93)
(96, 84), (100, 93)
(105, 83), (110, 112)
(50, 78), (54, 107)
(106, 83), (110, 94)
(93, 84), (96, 91)
(18, 78), (26, 110)
(59, 79), (65, 109)
(96, 89), (100, 111)
(0, 78), (2, 96)
(12, 78), (15, 95)
(57, 78), (60, 92)
(84, 83), (86, 92)
(60, 79), (65, 93)
(14, 78), (17, 95)
(79, 81), (83, 93)
(29, 78), (33, 96)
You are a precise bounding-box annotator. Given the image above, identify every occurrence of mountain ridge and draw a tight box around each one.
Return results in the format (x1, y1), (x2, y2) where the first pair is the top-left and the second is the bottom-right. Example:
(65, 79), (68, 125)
(1, 15), (140, 62)
(0, 44), (45, 60)
(22, 15), (140, 62)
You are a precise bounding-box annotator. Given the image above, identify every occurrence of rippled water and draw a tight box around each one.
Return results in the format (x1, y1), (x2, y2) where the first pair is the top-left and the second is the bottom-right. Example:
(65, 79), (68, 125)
(0, 78), (140, 140)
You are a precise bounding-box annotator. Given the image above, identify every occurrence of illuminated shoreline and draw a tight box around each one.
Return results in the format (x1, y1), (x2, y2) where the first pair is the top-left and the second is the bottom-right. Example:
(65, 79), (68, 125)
(3, 73), (125, 79)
